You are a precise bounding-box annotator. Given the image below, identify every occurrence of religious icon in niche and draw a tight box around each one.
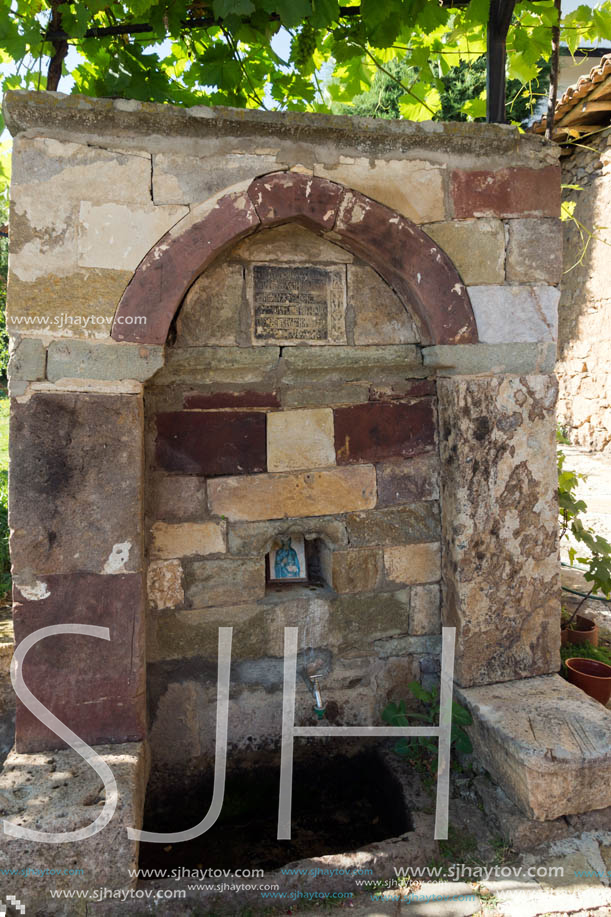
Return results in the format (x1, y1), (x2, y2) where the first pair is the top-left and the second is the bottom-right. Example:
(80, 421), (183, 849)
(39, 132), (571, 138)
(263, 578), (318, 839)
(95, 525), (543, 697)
(268, 534), (308, 583)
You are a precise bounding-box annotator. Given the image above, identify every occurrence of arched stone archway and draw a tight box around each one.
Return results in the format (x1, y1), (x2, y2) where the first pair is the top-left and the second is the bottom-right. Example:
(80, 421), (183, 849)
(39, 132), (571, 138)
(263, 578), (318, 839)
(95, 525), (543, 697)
(111, 171), (478, 347)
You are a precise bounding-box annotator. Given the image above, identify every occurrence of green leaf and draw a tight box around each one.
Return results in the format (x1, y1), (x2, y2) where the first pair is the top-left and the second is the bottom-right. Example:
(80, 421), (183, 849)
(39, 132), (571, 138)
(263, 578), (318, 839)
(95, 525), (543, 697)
(399, 82), (441, 121)
(453, 728), (473, 755)
(451, 702), (473, 726)
(310, 0), (340, 28)
(268, 0), (313, 28)
(213, 0), (256, 16)
(408, 681), (433, 703)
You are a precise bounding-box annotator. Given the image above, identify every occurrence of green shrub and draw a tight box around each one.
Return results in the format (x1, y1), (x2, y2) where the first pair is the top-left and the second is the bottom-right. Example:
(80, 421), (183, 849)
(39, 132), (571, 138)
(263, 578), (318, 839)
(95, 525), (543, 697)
(557, 428), (611, 627)
(382, 682), (473, 788)
(560, 641), (611, 673)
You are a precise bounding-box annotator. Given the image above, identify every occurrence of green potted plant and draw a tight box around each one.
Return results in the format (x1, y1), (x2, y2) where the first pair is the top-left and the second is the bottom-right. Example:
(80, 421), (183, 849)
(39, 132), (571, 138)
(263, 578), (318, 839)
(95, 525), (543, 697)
(557, 432), (611, 647)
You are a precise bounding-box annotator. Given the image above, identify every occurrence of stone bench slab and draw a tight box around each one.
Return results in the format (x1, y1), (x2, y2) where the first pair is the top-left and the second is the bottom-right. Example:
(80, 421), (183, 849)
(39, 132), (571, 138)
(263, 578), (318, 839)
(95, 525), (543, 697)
(457, 674), (611, 821)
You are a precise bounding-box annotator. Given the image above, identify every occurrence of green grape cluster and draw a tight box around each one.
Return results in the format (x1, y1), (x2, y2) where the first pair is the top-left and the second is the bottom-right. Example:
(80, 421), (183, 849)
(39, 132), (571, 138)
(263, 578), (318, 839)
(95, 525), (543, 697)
(290, 22), (318, 71)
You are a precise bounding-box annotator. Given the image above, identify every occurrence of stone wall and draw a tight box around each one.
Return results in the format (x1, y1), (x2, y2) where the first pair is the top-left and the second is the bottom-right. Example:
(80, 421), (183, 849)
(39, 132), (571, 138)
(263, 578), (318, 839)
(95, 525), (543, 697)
(145, 226), (444, 786)
(4, 93), (562, 791)
(557, 129), (611, 451)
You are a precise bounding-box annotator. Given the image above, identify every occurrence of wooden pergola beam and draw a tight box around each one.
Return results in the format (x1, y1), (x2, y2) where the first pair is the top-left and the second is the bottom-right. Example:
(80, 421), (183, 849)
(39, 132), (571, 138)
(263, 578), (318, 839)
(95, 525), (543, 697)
(486, 0), (517, 123)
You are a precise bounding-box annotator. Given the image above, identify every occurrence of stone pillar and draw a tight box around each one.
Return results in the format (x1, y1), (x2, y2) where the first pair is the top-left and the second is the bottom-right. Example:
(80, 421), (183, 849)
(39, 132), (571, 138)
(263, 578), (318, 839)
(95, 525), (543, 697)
(438, 374), (560, 687)
(9, 391), (146, 752)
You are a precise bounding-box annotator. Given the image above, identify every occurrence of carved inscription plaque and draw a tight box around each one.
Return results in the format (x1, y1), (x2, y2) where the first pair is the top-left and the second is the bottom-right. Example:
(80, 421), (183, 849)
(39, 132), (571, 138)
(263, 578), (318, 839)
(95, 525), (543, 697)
(252, 264), (346, 343)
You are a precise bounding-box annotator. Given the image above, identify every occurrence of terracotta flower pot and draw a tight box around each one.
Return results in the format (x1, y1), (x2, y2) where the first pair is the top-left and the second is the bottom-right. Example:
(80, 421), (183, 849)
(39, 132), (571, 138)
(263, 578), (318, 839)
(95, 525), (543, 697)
(565, 657), (611, 705)
(565, 614), (599, 648)
(560, 628), (569, 646)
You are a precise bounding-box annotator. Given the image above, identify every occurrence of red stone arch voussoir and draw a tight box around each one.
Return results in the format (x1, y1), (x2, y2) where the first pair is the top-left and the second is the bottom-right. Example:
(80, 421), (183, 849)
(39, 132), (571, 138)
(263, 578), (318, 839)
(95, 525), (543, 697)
(111, 171), (478, 346)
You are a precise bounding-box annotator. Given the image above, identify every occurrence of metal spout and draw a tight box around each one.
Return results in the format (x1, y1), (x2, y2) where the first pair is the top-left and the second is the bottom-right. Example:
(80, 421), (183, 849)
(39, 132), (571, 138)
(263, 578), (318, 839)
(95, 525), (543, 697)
(310, 674), (326, 720)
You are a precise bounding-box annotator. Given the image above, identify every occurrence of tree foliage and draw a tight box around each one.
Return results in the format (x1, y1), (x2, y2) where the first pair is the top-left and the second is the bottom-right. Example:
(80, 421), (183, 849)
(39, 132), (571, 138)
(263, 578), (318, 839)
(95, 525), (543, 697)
(345, 54), (551, 123)
(1, 0), (610, 135)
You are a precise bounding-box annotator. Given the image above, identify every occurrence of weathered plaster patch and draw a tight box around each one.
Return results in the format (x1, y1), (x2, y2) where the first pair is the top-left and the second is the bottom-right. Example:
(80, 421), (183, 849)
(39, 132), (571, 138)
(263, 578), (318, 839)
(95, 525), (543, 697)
(103, 542), (132, 574)
(16, 579), (50, 601)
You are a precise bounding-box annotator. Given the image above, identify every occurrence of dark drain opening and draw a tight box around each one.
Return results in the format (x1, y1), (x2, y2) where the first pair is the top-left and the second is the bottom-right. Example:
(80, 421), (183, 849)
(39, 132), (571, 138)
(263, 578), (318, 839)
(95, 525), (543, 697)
(139, 746), (411, 873)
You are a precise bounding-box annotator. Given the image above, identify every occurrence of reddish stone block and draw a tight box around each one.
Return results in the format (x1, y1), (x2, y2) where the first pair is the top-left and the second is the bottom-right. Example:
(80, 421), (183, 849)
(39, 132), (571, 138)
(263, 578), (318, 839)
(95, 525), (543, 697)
(9, 392), (143, 576)
(334, 400), (436, 465)
(156, 410), (266, 475)
(376, 454), (440, 505)
(112, 190), (260, 344)
(248, 171), (344, 231)
(451, 166), (561, 219)
(184, 390), (280, 409)
(336, 191), (477, 346)
(12, 573), (145, 753)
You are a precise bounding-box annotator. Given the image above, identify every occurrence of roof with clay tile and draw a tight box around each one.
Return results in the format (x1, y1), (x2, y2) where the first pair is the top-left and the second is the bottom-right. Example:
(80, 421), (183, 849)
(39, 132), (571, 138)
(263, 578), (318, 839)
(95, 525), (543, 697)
(532, 53), (611, 138)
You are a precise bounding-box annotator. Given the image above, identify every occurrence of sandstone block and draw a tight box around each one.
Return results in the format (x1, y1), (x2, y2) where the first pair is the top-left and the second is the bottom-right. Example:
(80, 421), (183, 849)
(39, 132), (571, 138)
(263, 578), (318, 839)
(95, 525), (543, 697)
(7, 268), (132, 338)
(334, 400), (435, 464)
(347, 264), (418, 344)
(47, 339), (164, 382)
(267, 408), (335, 472)
(186, 557), (265, 607)
(376, 455), (440, 505)
(0, 742), (147, 901)
(315, 157), (446, 224)
(155, 410), (267, 475)
(7, 337), (46, 381)
(147, 559), (184, 610)
(78, 201), (188, 271)
(280, 381), (370, 408)
(149, 474), (208, 523)
(438, 375), (559, 686)
(175, 262), (243, 346)
(409, 584), (441, 635)
(184, 389), (280, 409)
(451, 166), (561, 218)
(384, 543), (441, 585)
(152, 150), (278, 205)
(422, 219), (505, 285)
(264, 596), (331, 656)
(345, 503), (440, 547)
(423, 342), (557, 375)
(329, 591), (410, 653)
(321, 546), (382, 594)
(369, 379), (436, 400)
(474, 776), (569, 849)
(12, 135), (151, 204)
(373, 633), (442, 659)
(153, 345), (279, 385)
(506, 218), (564, 283)
(9, 392), (143, 576)
(232, 223), (353, 262)
(148, 604), (266, 662)
(12, 572), (145, 751)
(458, 675), (611, 820)
(150, 521), (226, 559)
(281, 344), (421, 372)
(9, 196), (78, 284)
(208, 465), (377, 521)
(228, 515), (348, 555)
(469, 284), (559, 343)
